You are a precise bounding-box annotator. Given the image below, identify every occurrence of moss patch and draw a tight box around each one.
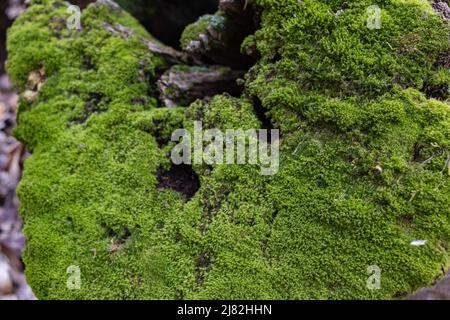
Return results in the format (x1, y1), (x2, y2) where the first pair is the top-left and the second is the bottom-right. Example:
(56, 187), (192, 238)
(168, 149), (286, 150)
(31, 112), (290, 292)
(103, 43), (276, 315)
(6, 0), (450, 299)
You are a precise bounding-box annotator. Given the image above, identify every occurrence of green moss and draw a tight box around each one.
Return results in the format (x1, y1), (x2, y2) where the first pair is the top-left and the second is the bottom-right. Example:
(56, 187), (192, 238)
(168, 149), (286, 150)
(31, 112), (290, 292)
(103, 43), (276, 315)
(248, 0), (448, 98)
(180, 12), (227, 50)
(8, 0), (189, 299)
(6, 0), (450, 299)
(241, 0), (450, 298)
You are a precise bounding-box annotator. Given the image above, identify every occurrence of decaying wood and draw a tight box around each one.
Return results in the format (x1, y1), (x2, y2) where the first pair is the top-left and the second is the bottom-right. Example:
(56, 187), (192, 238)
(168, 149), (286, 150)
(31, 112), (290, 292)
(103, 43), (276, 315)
(103, 22), (203, 66)
(181, 0), (258, 69)
(158, 66), (245, 107)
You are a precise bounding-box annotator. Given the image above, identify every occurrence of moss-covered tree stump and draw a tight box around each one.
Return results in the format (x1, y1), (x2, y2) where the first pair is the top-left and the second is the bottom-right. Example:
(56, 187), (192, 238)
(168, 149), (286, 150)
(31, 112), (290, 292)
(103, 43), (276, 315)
(6, 0), (450, 299)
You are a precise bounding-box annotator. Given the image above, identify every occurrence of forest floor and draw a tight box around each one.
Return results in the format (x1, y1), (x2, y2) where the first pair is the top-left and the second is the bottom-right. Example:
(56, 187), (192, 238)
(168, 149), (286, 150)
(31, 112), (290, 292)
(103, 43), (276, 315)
(0, 73), (34, 300)
(0, 0), (35, 300)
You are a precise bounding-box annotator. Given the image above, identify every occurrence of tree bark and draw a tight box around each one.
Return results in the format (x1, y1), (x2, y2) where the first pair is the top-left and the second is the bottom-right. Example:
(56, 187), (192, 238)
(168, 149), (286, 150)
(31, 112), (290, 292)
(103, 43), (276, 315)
(158, 66), (244, 107)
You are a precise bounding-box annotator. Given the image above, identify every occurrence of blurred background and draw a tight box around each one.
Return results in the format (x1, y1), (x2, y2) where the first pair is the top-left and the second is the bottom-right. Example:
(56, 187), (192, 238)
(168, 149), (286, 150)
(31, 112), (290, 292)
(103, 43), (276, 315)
(0, 0), (33, 300)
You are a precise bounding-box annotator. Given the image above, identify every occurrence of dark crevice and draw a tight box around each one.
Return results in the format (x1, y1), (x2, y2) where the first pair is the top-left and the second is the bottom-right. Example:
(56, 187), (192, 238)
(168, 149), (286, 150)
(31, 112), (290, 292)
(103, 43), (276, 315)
(423, 47), (450, 100)
(397, 214), (413, 227)
(70, 0), (95, 10)
(131, 97), (146, 105)
(267, 209), (280, 225)
(413, 143), (424, 163)
(393, 291), (409, 299)
(66, 216), (75, 230)
(195, 253), (211, 286)
(141, 116), (183, 149)
(154, 137), (169, 149)
(435, 49), (450, 69)
(215, 0), (261, 69)
(252, 97), (273, 130)
(157, 164), (200, 199)
(0, 0), (14, 74)
(144, 118), (169, 149)
(103, 225), (131, 240)
(118, 0), (219, 49)
(269, 51), (282, 64)
(180, 0), (260, 70)
(423, 83), (449, 101)
(76, 92), (110, 124)
(81, 56), (95, 70)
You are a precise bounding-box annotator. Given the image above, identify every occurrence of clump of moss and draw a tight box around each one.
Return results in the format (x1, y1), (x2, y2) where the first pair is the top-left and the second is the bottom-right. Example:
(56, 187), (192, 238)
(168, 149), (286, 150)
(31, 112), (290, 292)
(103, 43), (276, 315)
(242, 0), (450, 298)
(6, 0), (450, 300)
(7, 0), (189, 299)
(180, 13), (227, 51)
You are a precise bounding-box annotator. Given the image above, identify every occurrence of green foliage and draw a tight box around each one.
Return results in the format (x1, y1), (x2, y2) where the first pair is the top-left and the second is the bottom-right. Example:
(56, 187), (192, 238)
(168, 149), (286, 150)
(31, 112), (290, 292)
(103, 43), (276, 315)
(6, 0), (450, 299)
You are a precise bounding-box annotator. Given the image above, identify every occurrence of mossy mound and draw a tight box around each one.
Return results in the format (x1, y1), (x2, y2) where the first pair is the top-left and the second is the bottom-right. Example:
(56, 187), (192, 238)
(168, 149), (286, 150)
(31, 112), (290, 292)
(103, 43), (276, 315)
(6, 0), (450, 299)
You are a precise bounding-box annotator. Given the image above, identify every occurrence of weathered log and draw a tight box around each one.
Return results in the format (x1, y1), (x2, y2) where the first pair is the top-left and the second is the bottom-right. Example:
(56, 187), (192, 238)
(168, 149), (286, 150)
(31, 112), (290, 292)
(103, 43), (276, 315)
(180, 0), (258, 69)
(103, 22), (203, 66)
(158, 65), (244, 107)
(116, 0), (218, 49)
